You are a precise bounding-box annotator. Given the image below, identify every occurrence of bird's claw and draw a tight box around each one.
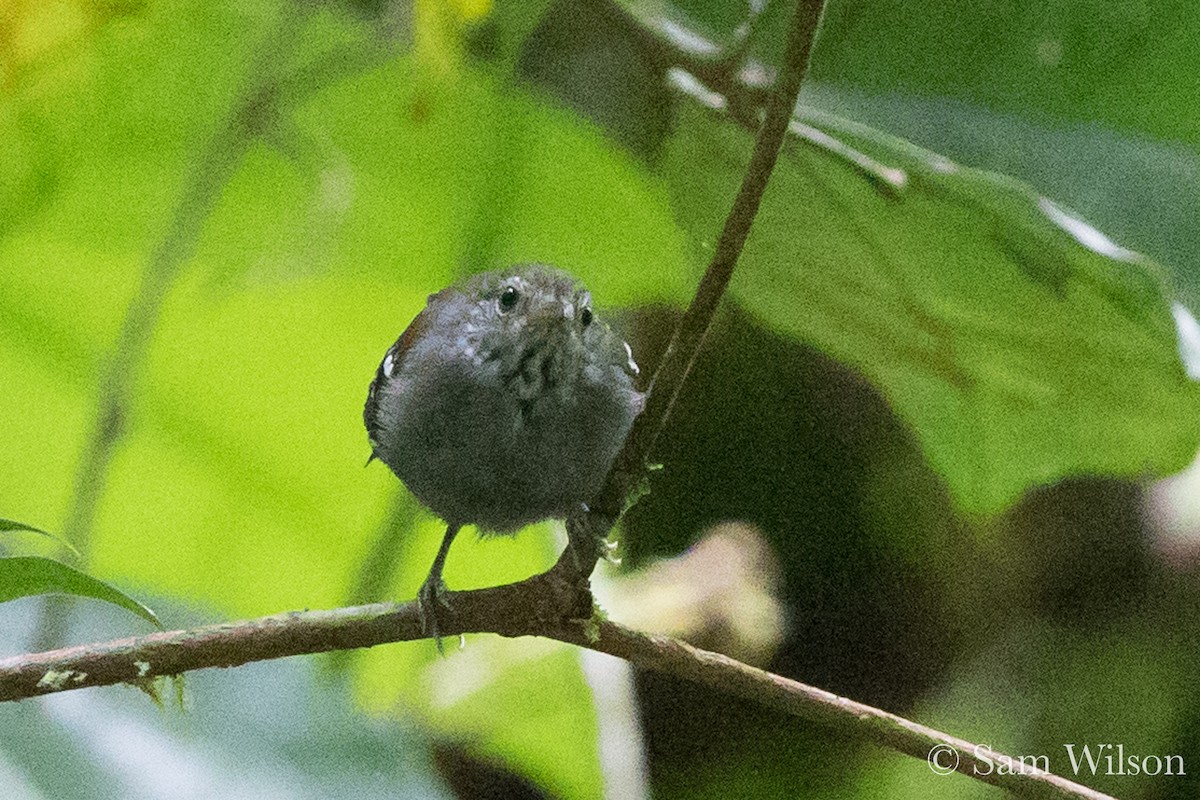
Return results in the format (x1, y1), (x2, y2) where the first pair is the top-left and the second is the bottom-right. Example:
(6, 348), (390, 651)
(566, 504), (616, 572)
(417, 575), (452, 653)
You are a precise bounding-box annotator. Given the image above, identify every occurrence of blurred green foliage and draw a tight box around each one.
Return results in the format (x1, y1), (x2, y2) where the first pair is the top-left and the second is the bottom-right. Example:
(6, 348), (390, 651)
(2, 0), (1200, 799)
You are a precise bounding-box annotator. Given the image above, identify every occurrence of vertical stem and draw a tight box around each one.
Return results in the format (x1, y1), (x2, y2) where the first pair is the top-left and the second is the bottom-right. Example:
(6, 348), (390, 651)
(33, 7), (308, 649)
(344, 491), (423, 608)
(326, 490), (421, 672)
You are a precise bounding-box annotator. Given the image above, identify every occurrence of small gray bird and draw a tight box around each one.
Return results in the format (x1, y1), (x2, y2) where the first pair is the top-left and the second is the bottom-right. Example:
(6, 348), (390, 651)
(364, 265), (643, 641)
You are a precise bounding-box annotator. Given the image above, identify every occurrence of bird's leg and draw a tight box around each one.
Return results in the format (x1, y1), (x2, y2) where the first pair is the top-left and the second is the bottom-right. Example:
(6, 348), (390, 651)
(417, 522), (461, 652)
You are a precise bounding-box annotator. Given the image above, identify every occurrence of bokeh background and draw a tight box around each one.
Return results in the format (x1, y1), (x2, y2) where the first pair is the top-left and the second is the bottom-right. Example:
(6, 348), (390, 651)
(3, 0), (1200, 798)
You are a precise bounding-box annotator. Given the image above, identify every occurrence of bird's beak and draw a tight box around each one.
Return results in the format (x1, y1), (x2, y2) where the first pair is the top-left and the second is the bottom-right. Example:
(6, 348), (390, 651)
(526, 298), (574, 331)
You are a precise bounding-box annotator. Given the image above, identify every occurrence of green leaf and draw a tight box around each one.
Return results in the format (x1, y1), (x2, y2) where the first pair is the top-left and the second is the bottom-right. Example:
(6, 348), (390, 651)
(0, 557), (162, 629)
(0, 518), (82, 557)
(657, 91), (1200, 514)
(799, 84), (1200, 301)
(0, 518), (48, 534)
(804, 0), (1200, 153)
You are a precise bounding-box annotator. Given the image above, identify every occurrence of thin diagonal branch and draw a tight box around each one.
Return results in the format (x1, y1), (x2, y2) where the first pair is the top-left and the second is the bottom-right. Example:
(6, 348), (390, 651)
(63, 15), (307, 559)
(572, 0), (827, 569)
(33, 14), (395, 651)
(32, 10), (310, 651)
(0, 591), (1114, 800)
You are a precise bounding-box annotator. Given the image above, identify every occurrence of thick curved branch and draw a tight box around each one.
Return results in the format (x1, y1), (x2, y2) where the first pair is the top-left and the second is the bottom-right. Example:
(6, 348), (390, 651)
(0, 589), (1113, 800)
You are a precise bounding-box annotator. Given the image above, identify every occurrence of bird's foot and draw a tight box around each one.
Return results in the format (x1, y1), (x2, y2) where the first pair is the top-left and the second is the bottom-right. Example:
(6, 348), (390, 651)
(417, 575), (453, 653)
(566, 503), (613, 573)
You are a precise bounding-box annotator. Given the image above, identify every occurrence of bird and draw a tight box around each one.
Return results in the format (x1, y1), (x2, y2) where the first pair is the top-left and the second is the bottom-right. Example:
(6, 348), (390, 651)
(364, 264), (643, 643)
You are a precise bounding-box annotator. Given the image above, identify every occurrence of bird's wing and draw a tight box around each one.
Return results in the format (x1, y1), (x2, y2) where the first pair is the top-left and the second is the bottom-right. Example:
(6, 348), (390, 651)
(363, 299), (439, 459)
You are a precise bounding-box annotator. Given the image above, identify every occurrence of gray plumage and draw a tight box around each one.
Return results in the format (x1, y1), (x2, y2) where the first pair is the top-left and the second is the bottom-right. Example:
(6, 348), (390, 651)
(365, 265), (643, 534)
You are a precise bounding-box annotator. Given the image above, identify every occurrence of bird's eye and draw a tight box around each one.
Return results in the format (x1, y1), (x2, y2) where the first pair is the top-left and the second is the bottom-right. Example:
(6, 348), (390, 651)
(499, 286), (520, 313)
(580, 307), (593, 327)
